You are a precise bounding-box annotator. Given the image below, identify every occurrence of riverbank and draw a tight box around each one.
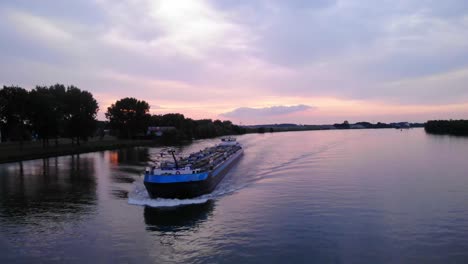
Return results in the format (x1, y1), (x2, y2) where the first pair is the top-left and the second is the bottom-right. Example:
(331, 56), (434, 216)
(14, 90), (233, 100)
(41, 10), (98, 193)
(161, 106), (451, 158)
(425, 120), (468, 136)
(0, 137), (160, 164)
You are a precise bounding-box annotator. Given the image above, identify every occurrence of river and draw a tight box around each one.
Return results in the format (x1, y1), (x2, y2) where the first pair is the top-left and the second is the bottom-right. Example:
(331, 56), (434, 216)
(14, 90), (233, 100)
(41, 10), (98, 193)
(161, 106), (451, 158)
(1, 128), (468, 263)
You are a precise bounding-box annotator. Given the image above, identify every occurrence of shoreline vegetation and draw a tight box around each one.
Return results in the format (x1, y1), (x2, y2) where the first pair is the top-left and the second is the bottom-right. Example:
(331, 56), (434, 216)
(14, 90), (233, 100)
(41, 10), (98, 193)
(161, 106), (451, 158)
(0, 84), (246, 164)
(0, 124), (421, 164)
(425, 120), (468, 136)
(2, 84), (462, 164)
(1, 122), (425, 164)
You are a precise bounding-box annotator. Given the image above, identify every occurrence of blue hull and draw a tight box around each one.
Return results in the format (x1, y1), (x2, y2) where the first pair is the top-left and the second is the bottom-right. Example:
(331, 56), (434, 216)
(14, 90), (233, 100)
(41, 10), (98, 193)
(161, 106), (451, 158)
(144, 149), (243, 199)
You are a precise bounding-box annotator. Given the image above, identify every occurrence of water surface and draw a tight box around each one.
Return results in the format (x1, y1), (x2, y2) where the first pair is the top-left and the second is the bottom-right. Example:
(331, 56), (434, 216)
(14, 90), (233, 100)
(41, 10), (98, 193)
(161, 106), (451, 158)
(1, 129), (468, 263)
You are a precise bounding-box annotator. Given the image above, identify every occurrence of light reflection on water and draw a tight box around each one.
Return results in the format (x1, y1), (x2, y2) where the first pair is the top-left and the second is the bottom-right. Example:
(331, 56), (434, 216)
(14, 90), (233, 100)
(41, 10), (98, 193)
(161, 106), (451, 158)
(1, 129), (468, 263)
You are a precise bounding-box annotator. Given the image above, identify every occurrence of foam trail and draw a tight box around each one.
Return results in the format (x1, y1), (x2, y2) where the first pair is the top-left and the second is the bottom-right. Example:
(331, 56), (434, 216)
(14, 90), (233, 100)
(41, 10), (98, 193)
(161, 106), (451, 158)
(128, 196), (209, 208)
(128, 181), (209, 207)
(128, 172), (246, 208)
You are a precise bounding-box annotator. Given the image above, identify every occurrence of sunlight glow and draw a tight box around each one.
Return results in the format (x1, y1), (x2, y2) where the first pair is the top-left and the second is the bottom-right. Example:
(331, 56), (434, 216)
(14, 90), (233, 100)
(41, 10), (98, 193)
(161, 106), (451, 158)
(148, 0), (240, 57)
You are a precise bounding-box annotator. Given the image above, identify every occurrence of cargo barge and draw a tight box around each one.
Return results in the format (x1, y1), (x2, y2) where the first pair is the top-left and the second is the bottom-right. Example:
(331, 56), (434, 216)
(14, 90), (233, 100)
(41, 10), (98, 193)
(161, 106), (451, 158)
(144, 137), (243, 199)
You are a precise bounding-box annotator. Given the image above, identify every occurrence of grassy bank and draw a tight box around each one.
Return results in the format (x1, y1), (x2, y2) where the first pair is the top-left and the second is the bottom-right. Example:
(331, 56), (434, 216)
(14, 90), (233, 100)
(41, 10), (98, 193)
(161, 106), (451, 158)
(0, 137), (159, 164)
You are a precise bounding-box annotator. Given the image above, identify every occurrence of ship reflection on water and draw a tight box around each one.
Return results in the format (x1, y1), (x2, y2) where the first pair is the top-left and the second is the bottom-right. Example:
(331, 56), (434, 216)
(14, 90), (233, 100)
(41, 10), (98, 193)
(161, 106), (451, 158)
(144, 200), (215, 232)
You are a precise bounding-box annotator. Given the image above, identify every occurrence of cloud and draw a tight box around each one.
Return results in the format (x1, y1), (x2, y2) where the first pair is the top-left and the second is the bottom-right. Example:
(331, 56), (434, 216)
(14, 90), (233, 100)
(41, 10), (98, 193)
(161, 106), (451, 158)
(211, 0), (468, 104)
(1, 0), (468, 123)
(221, 104), (314, 118)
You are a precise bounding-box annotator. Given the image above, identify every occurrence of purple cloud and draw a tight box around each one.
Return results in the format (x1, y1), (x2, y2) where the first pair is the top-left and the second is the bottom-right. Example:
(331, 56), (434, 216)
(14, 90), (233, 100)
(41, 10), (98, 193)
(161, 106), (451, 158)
(1, 0), (468, 123)
(221, 104), (314, 118)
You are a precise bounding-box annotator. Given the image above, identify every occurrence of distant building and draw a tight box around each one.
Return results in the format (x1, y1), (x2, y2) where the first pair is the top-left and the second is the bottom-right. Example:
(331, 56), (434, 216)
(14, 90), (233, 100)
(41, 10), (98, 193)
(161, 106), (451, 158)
(147, 126), (176, 137)
(392, 122), (410, 129)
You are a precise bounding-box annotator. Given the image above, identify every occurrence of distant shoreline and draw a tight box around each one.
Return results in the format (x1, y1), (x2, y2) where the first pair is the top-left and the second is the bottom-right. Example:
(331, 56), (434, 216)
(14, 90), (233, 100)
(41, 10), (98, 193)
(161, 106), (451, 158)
(425, 120), (468, 136)
(3, 124), (463, 164)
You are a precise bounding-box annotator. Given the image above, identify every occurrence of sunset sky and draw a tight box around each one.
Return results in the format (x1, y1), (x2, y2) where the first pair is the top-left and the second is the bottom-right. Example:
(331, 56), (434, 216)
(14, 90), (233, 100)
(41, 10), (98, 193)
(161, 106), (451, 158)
(1, 0), (468, 124)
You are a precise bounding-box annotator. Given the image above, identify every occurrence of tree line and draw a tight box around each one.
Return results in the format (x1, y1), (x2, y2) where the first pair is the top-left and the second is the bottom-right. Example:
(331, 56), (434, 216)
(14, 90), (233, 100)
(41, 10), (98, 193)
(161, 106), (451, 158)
(106, 97), (246, 141)
(0, 85), (98, 147)
(1, 85), (245, 147)
(425, 120), (468, 136)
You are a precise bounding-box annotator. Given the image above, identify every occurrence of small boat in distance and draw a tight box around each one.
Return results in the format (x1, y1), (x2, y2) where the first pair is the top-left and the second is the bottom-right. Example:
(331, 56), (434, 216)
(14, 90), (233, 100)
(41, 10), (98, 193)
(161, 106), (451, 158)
(144, 137), (243, 199)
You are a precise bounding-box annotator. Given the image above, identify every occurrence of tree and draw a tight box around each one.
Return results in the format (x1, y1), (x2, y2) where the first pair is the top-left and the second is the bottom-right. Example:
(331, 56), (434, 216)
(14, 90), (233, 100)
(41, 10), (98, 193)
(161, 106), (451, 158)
(63, 86), (99, 145)
(48, 84), (67, 146)
(29, 86), (62, 147)
(164, 113), (186, 127)
(105, 97), (150, 138)
(27, 84), (98, 147)
(334, 120), (350, 129)
(146, 113), (244, 141)
(425, 120), (468, 135)
(0, 86), (30, 144)
(195, 119), (216, 138)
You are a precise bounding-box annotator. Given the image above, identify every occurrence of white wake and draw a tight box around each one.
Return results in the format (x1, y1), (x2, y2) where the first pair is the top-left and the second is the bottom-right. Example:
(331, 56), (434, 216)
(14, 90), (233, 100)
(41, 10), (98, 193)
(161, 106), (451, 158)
(127, 177), (244, 208)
